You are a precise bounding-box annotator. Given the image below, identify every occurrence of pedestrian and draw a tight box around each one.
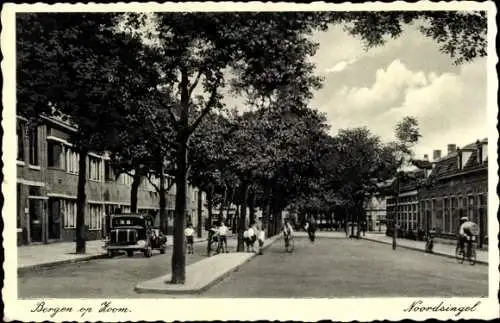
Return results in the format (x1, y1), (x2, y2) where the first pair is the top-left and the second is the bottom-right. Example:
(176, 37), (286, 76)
(243, 227), (250, 252)
(247, 224), (256, 252)
(218, 221), (229, 253)
(184, 223), (195, 254)
(257, 226), (265, 255)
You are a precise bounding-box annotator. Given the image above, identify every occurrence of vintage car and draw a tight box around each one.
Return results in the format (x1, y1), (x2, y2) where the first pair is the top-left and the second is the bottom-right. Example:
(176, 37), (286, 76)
(104, 213), (167, 258)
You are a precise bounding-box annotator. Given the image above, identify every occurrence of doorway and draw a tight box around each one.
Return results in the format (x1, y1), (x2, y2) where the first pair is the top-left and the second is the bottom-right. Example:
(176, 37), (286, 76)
(29, 198), (44, 243)
(48, 198), (62, 240)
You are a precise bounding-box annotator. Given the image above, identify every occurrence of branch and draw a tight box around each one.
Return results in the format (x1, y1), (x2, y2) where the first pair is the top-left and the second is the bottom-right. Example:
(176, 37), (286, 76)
(188, 70), (203, 97)
(146, 174), (160, 192)
(187, 87), (217, 135)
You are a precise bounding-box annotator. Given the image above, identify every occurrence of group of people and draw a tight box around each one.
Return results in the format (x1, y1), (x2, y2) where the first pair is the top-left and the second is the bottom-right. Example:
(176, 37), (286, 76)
(243, 222), (266, 255)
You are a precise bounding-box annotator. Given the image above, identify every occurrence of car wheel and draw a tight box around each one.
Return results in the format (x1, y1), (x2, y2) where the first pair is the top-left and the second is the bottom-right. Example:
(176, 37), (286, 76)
(107, 250), (115, 258)
(144, 247), (152, 258)
(160, 245), (167, 254)
(127, 250), (134, 257)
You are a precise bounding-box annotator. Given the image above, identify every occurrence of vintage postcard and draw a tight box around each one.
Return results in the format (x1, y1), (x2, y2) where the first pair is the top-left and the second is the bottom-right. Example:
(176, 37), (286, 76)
(2, 1), (499, 322)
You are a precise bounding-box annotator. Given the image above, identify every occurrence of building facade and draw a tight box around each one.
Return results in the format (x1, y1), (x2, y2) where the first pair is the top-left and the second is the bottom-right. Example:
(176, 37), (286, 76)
(386, 174), (421, 237)
(385, 139), (488, 246)
(418, 140), (488, 246)
(16, 116), (206, 246)
(364, 194), (387, 232)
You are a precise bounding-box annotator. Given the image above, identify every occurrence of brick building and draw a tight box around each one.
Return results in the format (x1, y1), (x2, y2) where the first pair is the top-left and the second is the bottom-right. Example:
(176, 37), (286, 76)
(385, 138), (488, 246)
(16, 116), (206, 246)
(418, 140), (488, 247)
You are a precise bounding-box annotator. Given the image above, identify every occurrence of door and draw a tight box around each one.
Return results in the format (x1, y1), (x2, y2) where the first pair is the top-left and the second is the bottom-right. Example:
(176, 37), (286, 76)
(29, 198), (44, 243)
(48, 198), (62, 240)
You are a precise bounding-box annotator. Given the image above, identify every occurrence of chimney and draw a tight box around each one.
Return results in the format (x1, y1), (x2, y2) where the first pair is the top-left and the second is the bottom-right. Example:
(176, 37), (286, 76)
(433, 150), (441, 161)
(476, 140), (482, 163)
(447, 144), (457, 155)
(423, 154), (429, 161)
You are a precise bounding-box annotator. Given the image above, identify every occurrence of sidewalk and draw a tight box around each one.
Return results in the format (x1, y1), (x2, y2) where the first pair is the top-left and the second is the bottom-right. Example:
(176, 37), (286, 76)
(363, 233), (489, 265)
(18, 234), (207, 273)
(135, 234), (280, 295)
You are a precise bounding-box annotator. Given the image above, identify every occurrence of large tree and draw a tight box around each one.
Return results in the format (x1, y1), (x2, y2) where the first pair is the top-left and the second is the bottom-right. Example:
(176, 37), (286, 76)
(122, 12), (333, 283)
(17, 13), (158, 253)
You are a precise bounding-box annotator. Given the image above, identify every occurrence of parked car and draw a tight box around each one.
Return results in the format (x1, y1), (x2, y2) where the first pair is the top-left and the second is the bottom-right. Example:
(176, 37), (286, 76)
(104, 213), (167, 258)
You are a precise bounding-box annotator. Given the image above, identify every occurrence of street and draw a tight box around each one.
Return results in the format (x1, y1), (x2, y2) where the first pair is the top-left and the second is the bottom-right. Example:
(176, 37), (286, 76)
(19, 237), (487, 298)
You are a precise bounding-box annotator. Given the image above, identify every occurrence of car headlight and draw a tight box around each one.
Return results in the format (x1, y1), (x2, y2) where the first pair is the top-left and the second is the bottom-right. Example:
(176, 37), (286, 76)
(137, 240), (146, 247)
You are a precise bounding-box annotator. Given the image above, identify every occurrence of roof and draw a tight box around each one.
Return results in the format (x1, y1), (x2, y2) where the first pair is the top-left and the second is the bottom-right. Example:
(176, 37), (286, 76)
(429, 138), (487, 179)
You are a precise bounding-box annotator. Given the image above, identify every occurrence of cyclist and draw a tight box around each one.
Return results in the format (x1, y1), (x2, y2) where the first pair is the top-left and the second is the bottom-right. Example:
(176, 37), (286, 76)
(282, 218), (294, 248)
(218, 221), (229, 253)
(458, 216), (478, 256)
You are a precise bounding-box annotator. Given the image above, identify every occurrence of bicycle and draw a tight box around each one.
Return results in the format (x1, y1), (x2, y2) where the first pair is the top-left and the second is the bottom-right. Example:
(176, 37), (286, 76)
(284, 234), (294, 253)
(455, 236), (477, 265)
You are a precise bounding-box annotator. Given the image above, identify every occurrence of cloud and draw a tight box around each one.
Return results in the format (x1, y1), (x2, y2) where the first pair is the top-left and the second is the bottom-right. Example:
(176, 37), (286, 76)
(316, 58), (487, 159)
(324, 58), (358, 74)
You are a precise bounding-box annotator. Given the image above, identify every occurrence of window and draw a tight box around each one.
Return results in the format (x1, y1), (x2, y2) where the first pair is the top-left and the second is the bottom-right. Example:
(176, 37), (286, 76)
(17, 121), (25, 161)
(28, 127), (39, 166)
(29, 186), (42, 196)
(468, 196), (475, 223)
(16, 184), (22, 228)
(65, 148), (79, 174)
(104, 161), (114, 181)
(451, 197), (458, 233)
(64, 200), (77, 229)
(48, 141), (65, 168)
(88, 156), (103, 181)
(87, 204), (103, 230)
(443, 198), (450, 233)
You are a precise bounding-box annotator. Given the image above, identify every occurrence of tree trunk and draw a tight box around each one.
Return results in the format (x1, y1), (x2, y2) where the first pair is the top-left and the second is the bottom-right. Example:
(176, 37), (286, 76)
(249, 187), (256, 225)
(197, 189), (203, 238)
(237, 180), (250, 252)
(75, 147), (88, 254)
(130, 169), (142, 213)
(170, 141), (188, 284)
(206, 184), (214, 254)
(262, 185), (272, 237)
(226, 186), (234, 231)
(350, 206), (355, 238)
(159, 163), (167, 235)
(219, 184), (227, 222)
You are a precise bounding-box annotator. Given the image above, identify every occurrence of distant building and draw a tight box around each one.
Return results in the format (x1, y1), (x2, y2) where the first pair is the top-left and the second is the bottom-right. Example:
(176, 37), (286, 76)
(364, 194), (387, 232)
(16, 115), (206, 246)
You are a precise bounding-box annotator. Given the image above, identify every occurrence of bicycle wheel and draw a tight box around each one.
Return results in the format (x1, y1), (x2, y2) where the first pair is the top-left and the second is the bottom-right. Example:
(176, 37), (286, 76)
(468, 246), (477, 265)
(455, 245), (464, 264)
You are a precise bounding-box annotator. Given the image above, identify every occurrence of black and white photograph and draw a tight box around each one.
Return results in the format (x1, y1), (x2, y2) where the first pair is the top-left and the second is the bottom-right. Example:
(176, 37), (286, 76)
(2, 1), (498, 322)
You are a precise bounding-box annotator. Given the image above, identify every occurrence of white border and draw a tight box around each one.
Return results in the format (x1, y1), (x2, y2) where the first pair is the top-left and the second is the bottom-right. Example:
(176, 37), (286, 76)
(2, 2), (499, 322)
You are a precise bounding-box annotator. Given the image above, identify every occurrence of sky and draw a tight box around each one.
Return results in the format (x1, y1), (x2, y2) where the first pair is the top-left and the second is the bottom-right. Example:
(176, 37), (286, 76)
(307, 23), (487, 160)
(136, 14), (487, 160)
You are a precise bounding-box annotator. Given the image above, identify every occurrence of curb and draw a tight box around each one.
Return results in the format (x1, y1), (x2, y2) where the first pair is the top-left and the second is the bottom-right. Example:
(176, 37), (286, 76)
(18, 238), (209, 274)
(18, 254), (109, 274)
(134, 235), (280, 295)
(363, 237), (488, 265)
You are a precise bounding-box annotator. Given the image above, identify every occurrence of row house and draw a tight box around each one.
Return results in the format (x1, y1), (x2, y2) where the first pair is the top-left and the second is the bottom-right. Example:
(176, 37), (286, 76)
(385, 139), (488, 247)
(16, 115), (206, 246)
(386, 170), (423, 235)
(418, 140), (488, 247)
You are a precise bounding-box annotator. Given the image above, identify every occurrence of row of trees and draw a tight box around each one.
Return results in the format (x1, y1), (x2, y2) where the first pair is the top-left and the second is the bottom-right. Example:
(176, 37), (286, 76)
(17, 11), (486, 284)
